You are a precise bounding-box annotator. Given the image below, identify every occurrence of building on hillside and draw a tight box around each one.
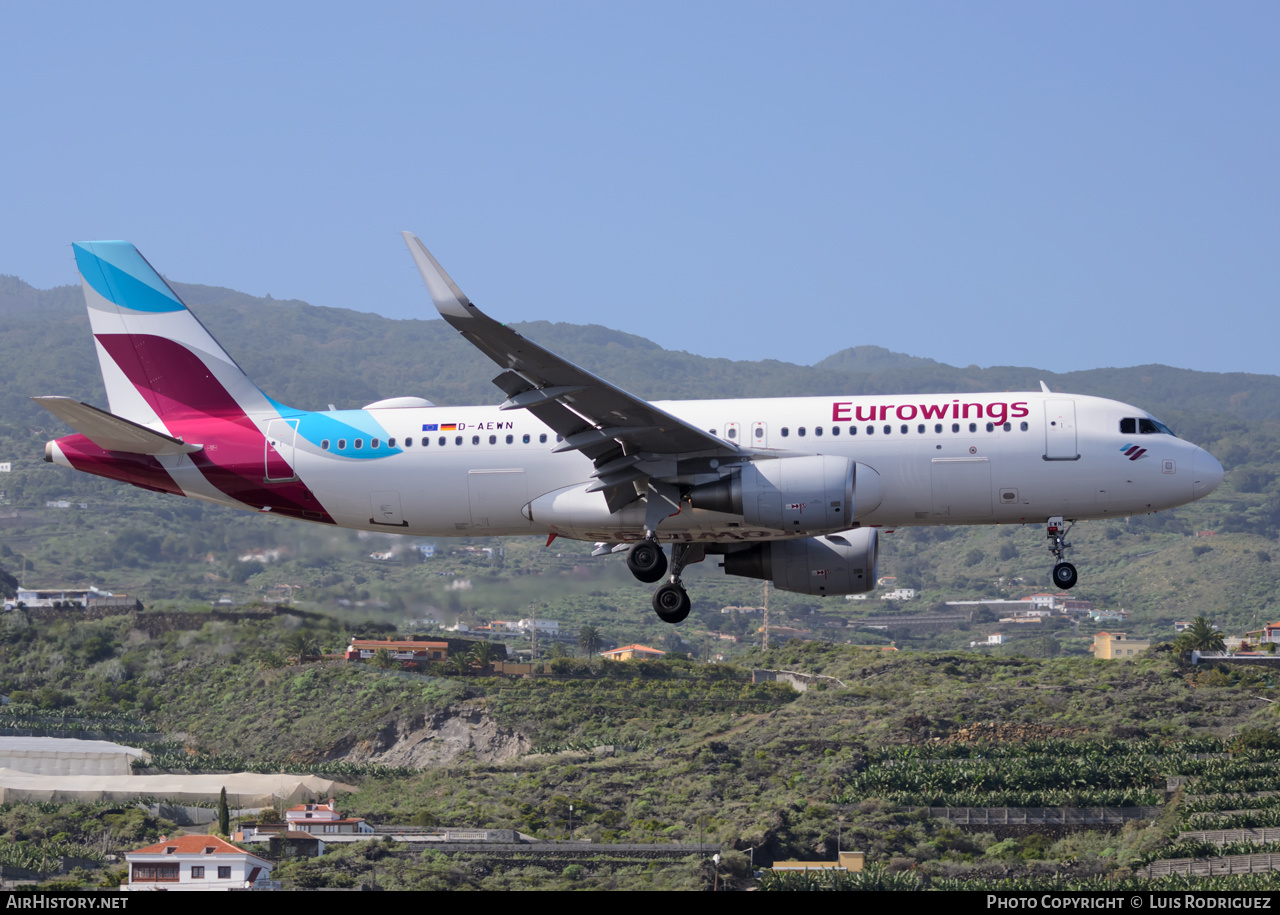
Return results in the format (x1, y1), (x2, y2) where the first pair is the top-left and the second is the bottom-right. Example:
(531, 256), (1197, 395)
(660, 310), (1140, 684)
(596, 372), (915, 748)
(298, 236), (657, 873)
(1088, 609), (1129, 623)
(770, 851), (866, 872)
(345, 638), (447, 663)
(121, 835), (275, 891)
(516, 618), (559, 634)
(970, 634), (1004, 648)
(1244, 622), (1280, 645)
(600, 644), (666, 661)
(1090, 631), (1152, 660)
(882, 589), (916, 601)
(284, 800), (374, 835)
(5, 586), (140, 612)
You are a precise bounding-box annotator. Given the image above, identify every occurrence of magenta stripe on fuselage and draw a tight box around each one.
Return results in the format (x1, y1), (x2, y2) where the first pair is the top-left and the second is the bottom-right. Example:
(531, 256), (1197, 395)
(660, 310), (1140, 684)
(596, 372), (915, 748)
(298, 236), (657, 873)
(91, 333), (334, 523)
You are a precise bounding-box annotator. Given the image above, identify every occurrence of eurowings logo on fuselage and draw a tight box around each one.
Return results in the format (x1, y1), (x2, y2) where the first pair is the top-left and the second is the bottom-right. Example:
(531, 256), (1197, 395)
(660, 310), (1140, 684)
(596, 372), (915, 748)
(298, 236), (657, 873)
(1121, 443), (1149, 461)
(831, 400), (1031, 424)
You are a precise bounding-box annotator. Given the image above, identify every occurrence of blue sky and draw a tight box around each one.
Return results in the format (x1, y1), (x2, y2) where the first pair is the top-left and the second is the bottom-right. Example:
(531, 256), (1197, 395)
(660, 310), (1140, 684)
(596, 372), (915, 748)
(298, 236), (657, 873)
(3, 2), (1276, 376)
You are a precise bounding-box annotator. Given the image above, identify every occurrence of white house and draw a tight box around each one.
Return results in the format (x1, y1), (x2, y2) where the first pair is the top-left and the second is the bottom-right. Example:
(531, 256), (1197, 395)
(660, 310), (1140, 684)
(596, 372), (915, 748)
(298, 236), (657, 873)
(285, 800), (374, 835)
(122, 835), (275, 891)
(517, 618), (560, 634)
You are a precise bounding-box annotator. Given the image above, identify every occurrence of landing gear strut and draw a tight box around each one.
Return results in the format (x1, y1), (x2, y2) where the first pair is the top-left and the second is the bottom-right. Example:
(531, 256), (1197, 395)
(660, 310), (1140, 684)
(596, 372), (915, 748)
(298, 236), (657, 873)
(1046, 516), (1078, 590)
(649, 543), (704, 624)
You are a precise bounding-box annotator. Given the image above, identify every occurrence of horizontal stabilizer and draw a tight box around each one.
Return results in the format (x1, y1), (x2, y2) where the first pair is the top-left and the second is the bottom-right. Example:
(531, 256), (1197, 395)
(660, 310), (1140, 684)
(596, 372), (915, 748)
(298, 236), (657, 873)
(32, 396), (202, 455)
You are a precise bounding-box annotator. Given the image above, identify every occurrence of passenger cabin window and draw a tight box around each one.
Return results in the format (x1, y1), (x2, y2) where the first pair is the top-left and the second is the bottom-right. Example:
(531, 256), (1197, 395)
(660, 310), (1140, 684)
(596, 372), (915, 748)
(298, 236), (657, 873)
(781, 427), (790, 437)
(489, 435), (496, 445)
(471, 435), (480, 445)
(321, 440), (330, 451)
(798, 427), (807, 437)
(813, 426), (822, 437)
(455, 436), (463, 446)
(337, 439), (347, 450)
(539, 434), (547, 444)
(354, 439), (363, 449)
(523, 434), (531, 444)
(438, 436), (446, 446)
(506, 434), (513, 444)
(387, 438), (396, 447)
(848, 426), (857, 435)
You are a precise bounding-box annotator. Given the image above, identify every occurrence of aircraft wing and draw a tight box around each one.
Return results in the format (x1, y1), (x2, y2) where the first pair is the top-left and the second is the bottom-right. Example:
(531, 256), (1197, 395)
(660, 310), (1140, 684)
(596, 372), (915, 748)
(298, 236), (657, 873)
(402, 232), (740, 510)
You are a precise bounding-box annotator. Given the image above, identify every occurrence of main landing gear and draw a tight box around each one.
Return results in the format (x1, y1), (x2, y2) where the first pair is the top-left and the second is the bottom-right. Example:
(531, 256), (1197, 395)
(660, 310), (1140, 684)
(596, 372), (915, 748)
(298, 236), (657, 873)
(625, 540), (667, 583)
(626, 540), (703, 624)
(1046, 516), (1078, 590)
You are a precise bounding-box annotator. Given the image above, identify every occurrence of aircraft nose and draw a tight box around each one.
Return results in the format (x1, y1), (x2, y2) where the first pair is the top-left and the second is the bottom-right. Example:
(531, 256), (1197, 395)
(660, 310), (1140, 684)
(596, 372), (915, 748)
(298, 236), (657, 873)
(1193, 450), (1224, 498)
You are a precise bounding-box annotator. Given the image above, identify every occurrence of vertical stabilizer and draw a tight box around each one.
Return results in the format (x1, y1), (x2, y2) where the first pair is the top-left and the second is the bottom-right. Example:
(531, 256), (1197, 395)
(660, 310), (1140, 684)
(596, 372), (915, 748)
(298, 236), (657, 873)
(73, 241), (276, 425)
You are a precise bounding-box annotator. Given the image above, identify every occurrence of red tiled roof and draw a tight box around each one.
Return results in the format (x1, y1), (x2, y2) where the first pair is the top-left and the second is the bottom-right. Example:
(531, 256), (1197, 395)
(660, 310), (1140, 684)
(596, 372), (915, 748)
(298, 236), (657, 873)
(128, 835), (254, 857)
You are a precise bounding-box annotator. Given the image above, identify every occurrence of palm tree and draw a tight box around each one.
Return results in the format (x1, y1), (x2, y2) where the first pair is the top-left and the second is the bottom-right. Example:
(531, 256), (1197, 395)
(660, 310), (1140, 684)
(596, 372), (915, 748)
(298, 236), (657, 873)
(578, 625), (602, 659)
(286, 632), (322, 663)
(1176, 616), (1225, 654)
(468, 640), (499, 671)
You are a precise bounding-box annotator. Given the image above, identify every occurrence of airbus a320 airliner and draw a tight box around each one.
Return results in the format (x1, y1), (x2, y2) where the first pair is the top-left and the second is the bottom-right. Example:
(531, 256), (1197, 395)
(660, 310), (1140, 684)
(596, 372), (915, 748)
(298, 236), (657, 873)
(37, 234), (1224, 623)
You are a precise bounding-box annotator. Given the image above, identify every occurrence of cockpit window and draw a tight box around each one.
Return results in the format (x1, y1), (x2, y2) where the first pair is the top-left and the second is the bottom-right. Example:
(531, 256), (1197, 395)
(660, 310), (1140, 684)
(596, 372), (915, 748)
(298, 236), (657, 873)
(1121, 416), (1176, 436)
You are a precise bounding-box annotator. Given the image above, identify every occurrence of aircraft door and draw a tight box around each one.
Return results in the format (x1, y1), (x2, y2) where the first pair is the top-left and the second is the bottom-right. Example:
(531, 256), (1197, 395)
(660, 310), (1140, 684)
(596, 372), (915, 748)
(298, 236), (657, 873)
(1044, 400), (1079, 460)
(264, 419), (299, 483)
(751, 422), (767, 447)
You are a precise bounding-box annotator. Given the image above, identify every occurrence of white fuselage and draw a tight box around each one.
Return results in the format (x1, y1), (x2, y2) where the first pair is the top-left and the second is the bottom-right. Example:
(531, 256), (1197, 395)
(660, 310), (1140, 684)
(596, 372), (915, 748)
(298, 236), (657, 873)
(253, 390), (1217, 543)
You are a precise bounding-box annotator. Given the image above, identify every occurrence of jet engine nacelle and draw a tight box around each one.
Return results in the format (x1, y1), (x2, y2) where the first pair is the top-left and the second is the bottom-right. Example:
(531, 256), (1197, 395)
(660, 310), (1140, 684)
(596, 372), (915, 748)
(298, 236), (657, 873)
(722, 528), (879, 596)
(691, 455), (881, 535)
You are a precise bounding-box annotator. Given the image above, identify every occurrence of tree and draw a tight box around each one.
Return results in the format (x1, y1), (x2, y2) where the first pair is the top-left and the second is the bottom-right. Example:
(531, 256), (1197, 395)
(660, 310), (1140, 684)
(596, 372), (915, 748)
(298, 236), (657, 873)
(578, 625), (602, 659)
(218, 787), (230, 836)
(286, 632), (322, 663)
(468, 640), (498, 671)
(370, 648), (395, 669)
(1175, 616), (1225, 654)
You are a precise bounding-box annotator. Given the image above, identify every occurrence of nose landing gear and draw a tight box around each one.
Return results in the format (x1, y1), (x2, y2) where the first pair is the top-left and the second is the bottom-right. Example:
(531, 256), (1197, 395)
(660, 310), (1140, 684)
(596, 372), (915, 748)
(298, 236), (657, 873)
(1046, 516), (1078, 590)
